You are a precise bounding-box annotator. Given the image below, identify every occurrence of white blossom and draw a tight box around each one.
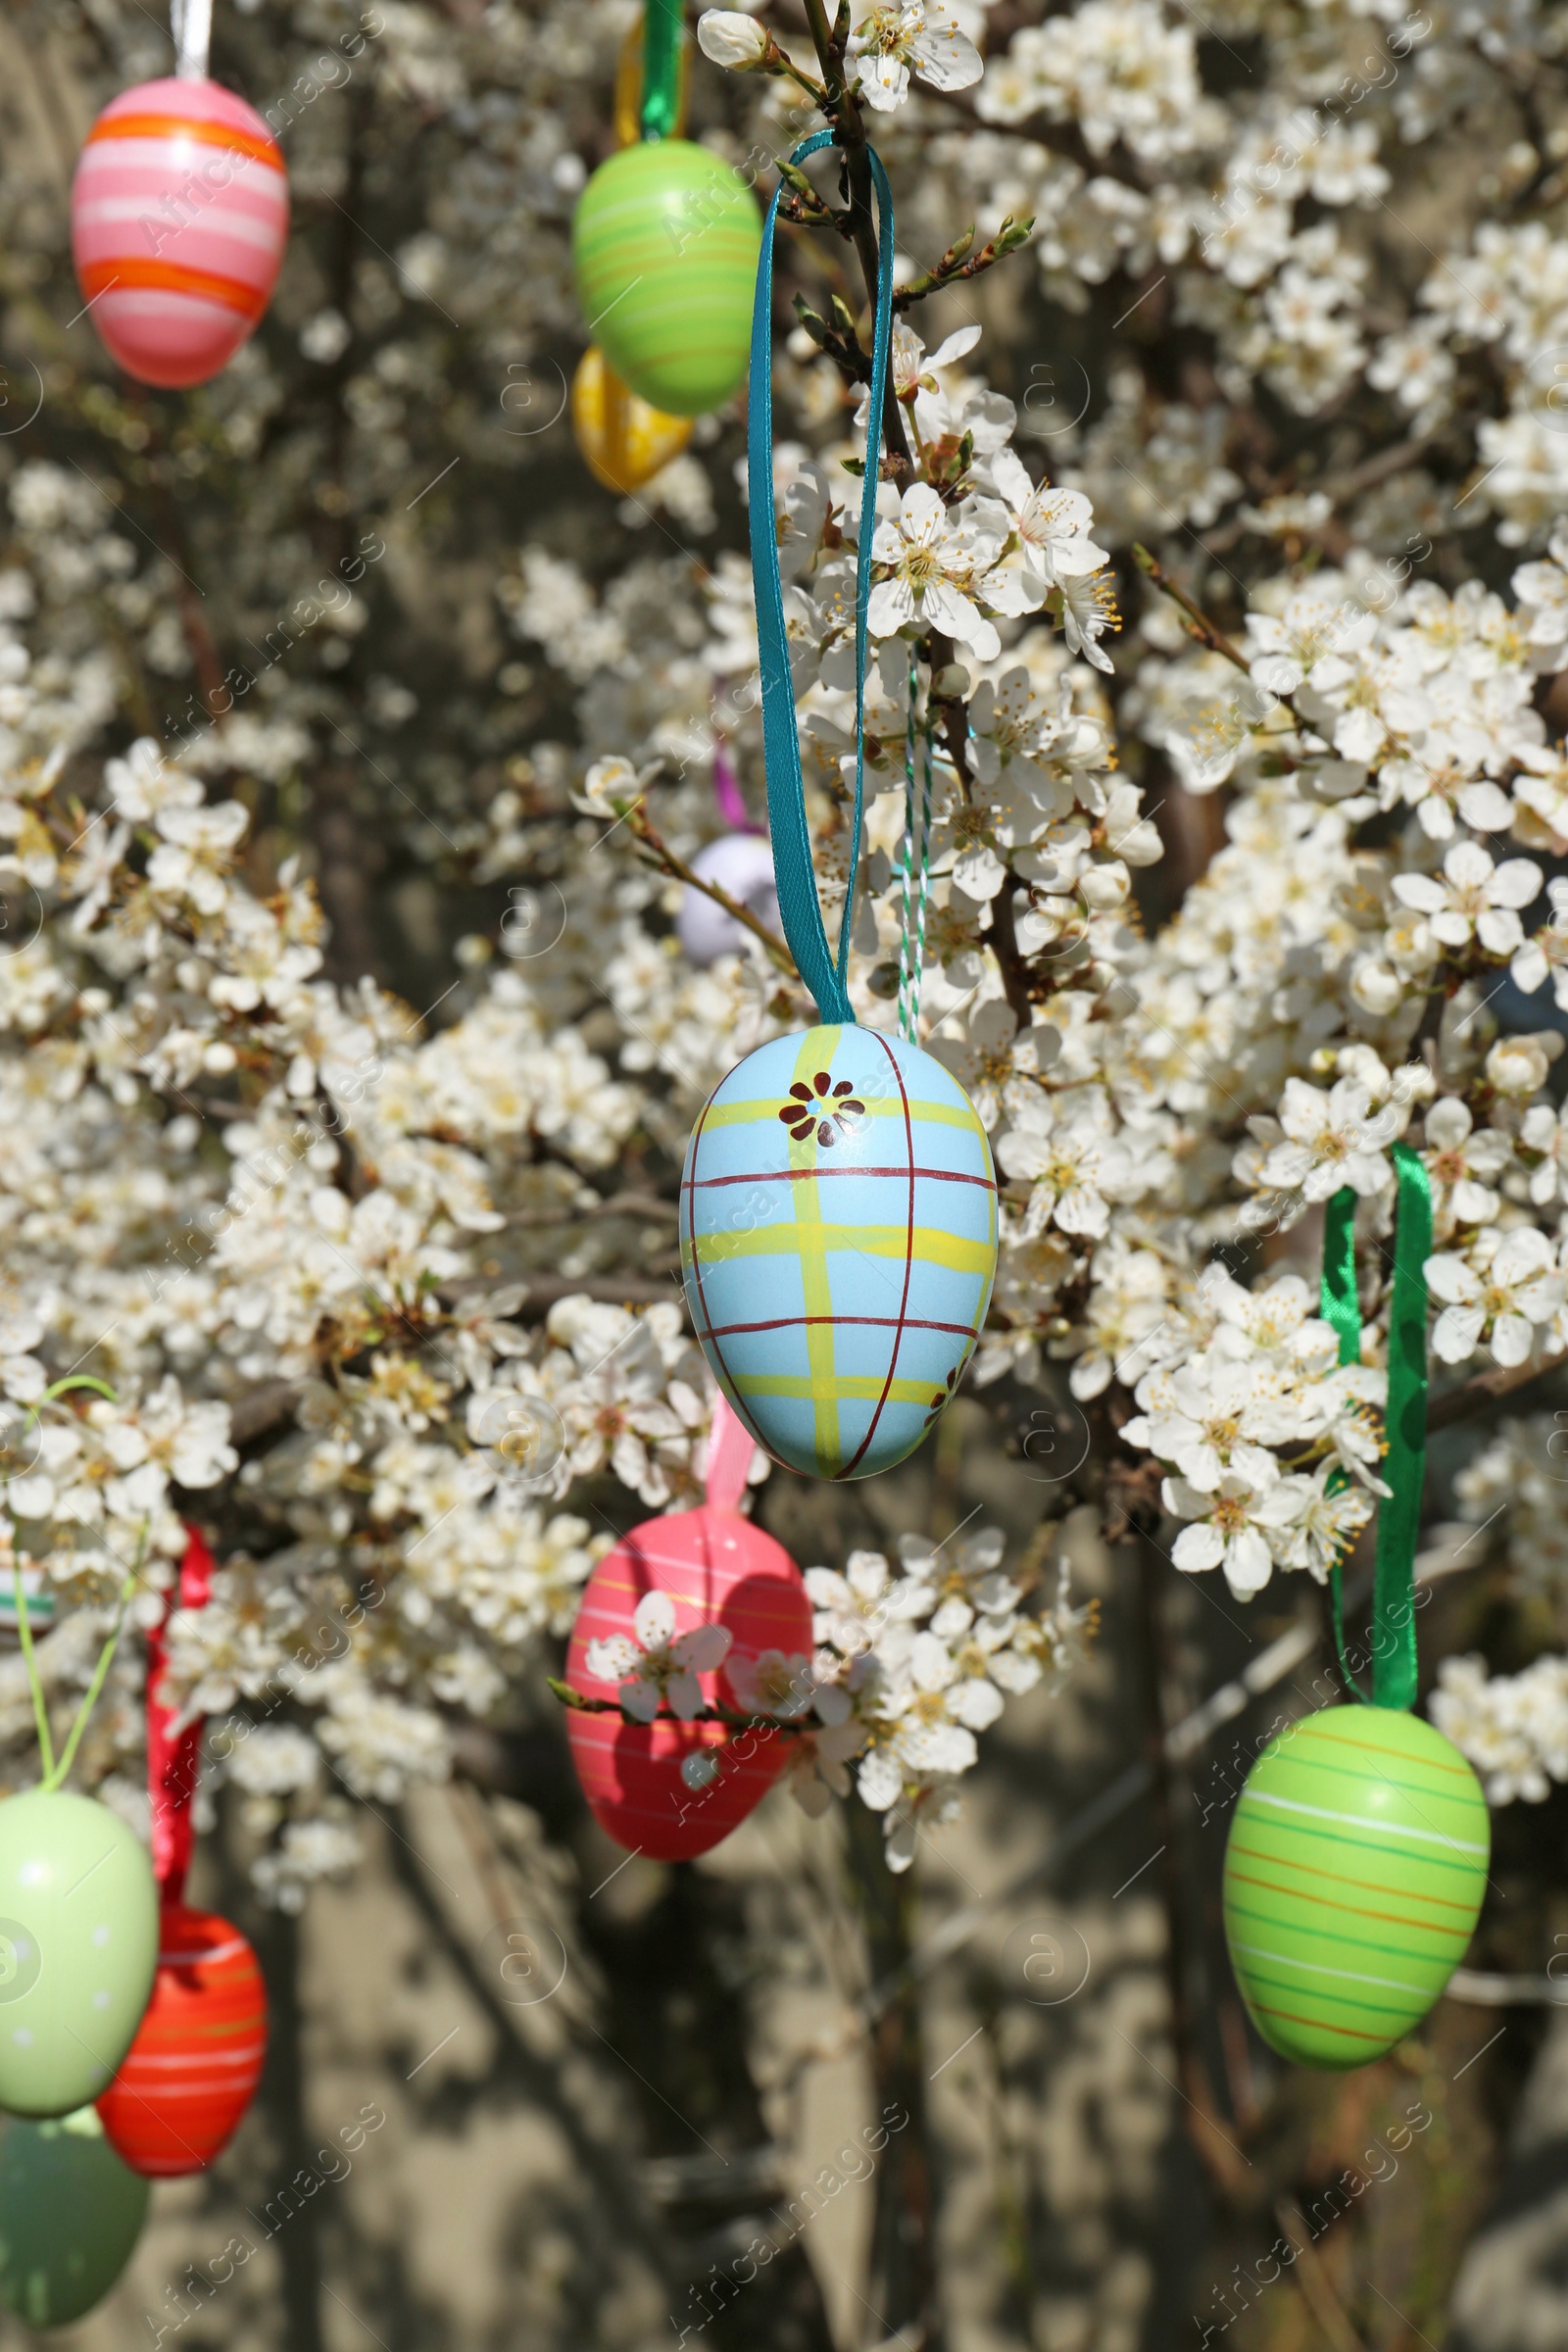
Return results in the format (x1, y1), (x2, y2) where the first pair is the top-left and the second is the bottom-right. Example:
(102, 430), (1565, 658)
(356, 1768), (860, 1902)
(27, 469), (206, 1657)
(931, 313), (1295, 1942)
(1425, 1229), (1565, 1368)
(1392, 842), (1544, 958)
(1163, 1457), (1312, 1599)
(848, 1), (981, 113)
(868, 484), (1004, 662)
(584, 1589), (733, 1723)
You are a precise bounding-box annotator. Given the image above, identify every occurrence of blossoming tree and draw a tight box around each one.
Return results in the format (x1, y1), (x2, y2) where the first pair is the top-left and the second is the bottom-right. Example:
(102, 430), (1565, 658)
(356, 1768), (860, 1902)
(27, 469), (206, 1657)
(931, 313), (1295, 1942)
(3, 0), (1568, 2336)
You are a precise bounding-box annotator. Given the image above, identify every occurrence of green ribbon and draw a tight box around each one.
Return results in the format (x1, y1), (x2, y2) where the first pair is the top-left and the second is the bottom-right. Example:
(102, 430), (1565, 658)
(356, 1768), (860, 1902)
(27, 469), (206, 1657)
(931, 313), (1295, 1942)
(640, 0), (683, 140)
(1318, 1141), (1431, 1711)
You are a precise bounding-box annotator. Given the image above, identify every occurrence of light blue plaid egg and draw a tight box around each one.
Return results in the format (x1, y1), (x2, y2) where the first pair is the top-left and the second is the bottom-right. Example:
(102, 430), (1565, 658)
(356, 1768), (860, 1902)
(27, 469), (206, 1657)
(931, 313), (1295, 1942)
(680, 1025), (999, 1480)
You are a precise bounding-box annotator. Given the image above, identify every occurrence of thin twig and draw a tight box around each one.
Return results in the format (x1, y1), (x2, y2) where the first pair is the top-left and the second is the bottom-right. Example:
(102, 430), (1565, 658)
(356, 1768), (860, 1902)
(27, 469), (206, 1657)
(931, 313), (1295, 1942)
(546, 1676), (808, 1735)
(893, 218), (1034, 312)
(1132, 544), (1250, 671)
(797, 0), (914, 479)
(626, 806), (798, 977)
(1275, 2201), (1375, 2352)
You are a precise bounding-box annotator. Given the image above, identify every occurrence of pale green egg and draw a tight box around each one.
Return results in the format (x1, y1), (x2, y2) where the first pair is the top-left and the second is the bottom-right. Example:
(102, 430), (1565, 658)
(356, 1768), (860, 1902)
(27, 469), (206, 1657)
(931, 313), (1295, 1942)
(0, 1790), (157, 2119)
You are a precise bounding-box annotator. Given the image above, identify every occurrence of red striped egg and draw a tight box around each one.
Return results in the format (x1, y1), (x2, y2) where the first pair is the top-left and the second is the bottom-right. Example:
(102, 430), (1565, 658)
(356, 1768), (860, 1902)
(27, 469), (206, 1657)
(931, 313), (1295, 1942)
(565, 1504), (810, 1860)
(72, 78), (288, 389)
(96, 1905), (267, 2176)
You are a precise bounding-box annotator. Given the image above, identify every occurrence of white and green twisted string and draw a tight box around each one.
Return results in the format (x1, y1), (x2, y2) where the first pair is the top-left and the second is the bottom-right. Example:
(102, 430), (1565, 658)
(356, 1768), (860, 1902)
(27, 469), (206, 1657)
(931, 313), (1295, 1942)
(893, 658), (935, 1042)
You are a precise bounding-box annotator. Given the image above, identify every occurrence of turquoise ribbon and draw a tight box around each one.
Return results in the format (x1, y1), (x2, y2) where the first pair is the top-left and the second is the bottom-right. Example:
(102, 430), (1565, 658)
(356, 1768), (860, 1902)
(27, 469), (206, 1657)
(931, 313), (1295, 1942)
(1319, 1142), (1431, 1711)
(640, 0), (682, 140)
(749, 133), (896, 1023)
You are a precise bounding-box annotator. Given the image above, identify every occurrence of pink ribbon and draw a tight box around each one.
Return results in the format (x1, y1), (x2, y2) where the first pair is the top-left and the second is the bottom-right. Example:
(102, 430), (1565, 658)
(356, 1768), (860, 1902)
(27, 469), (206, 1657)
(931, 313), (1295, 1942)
(705, 1392), (756, 1512)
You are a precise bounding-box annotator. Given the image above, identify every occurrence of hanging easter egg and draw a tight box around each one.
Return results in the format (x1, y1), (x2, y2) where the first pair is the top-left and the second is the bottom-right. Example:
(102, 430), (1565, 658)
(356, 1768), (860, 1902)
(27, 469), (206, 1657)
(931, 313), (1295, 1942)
(0, 2104), (148, 2328)
(97, 1904), (267, 2177)
(0, 1789), (159, 2119)
(677, 834), (781, 965)
(564, 1403), (810, 1858)
(572, 344), (694, 495)
(681, 1025), (998, 1481)
(72, 76), (289, 389)
(1223, 1704), (1490, 2070)
(572, 140), (760, 417)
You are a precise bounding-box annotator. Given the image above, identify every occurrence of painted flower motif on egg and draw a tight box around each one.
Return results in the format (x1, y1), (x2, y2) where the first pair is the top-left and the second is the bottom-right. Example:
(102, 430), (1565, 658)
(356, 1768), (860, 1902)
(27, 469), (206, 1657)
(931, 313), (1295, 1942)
(778, 1068), (866, 1149)
(72, 77), (289, 389)
(681, 1025), (999, 1481)
(564, 1500), (811, 1860)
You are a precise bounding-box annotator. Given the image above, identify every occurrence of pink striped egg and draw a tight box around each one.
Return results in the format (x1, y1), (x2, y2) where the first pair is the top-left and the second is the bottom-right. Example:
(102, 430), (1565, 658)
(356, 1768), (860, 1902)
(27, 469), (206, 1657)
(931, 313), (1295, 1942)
(564, 1503), (810, 1861)
(72, 77), (288, 389)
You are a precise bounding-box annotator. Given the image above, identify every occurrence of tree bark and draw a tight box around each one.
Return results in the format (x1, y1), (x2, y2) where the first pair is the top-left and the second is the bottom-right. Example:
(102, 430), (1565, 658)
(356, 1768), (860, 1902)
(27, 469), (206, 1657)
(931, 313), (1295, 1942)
(846, 1797), (945, 2352)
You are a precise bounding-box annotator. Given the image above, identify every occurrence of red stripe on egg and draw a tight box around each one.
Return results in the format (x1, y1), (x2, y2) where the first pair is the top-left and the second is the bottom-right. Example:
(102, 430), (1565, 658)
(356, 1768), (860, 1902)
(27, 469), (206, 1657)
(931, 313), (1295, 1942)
(839, 1031), (916, 1481)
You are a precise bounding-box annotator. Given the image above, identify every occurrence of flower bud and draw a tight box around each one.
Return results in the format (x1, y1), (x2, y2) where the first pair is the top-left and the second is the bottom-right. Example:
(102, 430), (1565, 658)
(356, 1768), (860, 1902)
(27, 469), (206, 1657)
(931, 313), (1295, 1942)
(1078, 859), (1129, 908)
(1348, 957), (1404, 1017)
(1486, 1035), (1551, 1097)
(697, 10), (770, 69)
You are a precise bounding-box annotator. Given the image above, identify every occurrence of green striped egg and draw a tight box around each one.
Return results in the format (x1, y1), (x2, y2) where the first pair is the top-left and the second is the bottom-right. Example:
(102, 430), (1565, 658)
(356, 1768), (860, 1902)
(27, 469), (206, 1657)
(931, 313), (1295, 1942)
(1223, 1704), (1489, 2070)
(572, 140), (760, 416)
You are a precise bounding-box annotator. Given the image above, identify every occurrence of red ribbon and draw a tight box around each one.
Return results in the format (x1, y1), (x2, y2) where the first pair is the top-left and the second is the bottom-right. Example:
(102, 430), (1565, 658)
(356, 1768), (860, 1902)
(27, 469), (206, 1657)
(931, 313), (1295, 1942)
(146, 1524), (213, 1903)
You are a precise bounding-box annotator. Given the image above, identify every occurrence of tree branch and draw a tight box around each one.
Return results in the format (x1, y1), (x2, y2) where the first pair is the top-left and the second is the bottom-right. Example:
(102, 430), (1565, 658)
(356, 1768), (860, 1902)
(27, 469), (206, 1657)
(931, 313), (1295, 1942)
(1132, 543), (1249, 671)
(893, 217), (1034, 312)
(1426, 1350), (1568, 1434)
(627, 806), (798, 976)
(546, 1677), (808, 1734)
(797, 0), (914, 480)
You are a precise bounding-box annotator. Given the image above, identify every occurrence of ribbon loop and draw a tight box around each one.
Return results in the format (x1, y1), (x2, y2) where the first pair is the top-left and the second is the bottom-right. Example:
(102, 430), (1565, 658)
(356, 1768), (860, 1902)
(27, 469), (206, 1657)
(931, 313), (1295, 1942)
(639, 0), (683, 140)
(748, 133), (896, 1023)
(1372, 1141), (1430, 1710)
(147, 1524), (214, 1902)
(1320, 1186), (1369, 1702)
(1319, 1142), (1430, 1711)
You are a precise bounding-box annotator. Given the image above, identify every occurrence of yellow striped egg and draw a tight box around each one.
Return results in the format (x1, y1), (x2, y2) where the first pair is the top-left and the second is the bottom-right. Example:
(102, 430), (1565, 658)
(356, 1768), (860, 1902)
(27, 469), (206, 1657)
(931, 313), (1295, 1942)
(571, 345), (693, 494)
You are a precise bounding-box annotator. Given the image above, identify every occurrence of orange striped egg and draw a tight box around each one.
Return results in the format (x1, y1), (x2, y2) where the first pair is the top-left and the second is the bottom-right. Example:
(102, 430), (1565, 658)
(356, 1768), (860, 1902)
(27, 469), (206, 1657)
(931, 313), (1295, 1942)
(565, 1503), (810, 1860)
(72, 77), (288, 389)
(96, 1905), (268, 2176)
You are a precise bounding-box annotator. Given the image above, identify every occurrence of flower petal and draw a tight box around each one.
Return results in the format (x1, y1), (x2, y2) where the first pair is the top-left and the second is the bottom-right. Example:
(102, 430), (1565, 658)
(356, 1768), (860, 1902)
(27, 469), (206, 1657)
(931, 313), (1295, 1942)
(633, 1590), (676, 1650)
